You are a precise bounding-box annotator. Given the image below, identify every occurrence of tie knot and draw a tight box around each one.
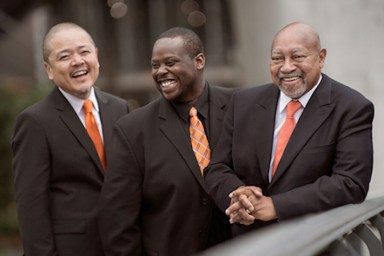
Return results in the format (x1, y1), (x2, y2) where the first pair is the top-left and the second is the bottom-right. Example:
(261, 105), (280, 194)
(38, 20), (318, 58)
(286, 100), (302, 118)
(83, 100), (93, 114)
(189, 107), (198, 117)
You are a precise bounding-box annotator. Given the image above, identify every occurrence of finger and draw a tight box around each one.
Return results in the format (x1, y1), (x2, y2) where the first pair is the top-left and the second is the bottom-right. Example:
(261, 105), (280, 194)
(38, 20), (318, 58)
(225, 201), (243, 216)
(237, 208), (255, 221)
(229, 189), (243, 199)
(229, 185), (252, 197)
(250, 187), (263, 197)
(237, 194), (254, 212)
(239, 219), (255, 226)
(230, 208), (254, 224)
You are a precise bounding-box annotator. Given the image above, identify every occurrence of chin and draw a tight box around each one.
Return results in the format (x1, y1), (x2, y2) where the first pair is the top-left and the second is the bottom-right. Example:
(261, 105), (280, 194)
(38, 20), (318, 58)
(75, 87), (92, 99)
(280, 85), (307, 99)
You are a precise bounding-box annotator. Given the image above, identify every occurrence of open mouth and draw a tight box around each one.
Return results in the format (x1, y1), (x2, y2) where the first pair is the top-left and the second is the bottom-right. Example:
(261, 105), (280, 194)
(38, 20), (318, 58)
(281, 76), (299, 82)
(159, 79), (177, 90)
(71, 70), (88, 78)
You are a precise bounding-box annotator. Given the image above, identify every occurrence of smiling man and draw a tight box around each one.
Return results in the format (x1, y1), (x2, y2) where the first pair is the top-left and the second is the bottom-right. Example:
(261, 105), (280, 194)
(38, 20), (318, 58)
(12, 22), (129, 256)
(204, 22), (374, 236)
(98, 27), (234, 256)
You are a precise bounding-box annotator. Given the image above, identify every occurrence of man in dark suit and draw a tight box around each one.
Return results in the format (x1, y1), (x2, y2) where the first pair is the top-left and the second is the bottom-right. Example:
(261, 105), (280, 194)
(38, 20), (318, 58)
(98, 27), (233, 255)
(204, 22), (374, 235)
(12, 22), (129, 255)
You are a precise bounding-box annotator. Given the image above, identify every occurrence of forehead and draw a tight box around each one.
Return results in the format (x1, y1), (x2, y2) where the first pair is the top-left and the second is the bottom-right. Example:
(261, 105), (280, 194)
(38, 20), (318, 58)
(49, 28), (94, 50)
(152, 37), (186, 57)
(271, 28), (315, 53)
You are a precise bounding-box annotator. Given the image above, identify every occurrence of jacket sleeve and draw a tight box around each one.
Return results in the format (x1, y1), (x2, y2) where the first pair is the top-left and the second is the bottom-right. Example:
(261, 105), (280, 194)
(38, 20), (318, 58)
(98, 122), (143, 255)
(204, 94), (245, 212)
(12, 112), (58, 256)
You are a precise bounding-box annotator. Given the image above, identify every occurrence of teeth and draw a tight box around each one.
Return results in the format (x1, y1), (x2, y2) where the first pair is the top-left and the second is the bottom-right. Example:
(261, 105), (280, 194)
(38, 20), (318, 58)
(160, 80), (176, 89)
(72, 70), (87, 77)
(283, 76), (298, 81)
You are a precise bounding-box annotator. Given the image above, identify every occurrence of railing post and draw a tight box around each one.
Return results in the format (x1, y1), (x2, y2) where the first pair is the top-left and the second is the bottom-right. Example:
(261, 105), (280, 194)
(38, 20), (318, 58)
(370, 215), (384, 251)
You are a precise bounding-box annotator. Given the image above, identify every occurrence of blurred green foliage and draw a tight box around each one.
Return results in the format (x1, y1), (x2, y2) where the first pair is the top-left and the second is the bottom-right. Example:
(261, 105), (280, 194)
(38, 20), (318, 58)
(0, 84), (51, 234)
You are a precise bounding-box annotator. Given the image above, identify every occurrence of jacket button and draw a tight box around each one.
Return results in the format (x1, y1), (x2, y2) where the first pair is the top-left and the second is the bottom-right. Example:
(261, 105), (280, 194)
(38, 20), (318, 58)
(202, 198), (208, 205)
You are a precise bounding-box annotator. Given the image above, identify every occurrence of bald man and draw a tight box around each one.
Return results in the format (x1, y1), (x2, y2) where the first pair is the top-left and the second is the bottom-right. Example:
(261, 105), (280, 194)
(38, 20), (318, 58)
(12, 22), (129, 255)
(204, 22), (374, 235)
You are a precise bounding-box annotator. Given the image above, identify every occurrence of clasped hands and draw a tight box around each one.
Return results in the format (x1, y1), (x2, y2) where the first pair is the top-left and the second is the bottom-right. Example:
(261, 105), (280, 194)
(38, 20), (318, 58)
(225, 186), (277, 225)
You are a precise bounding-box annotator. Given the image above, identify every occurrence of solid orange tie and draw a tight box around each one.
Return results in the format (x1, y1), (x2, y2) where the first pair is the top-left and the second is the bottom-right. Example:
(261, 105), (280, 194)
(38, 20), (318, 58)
(83, 100), (107, 170)
(272, 100), (302, 176)
(189, 107), (211, 175)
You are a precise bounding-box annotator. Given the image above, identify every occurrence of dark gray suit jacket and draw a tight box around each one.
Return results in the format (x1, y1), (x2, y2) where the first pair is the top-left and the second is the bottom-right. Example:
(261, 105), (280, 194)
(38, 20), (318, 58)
(12, 86), (129, 256)
(98, 85), (234, 256)
(204, 74), (374, 234)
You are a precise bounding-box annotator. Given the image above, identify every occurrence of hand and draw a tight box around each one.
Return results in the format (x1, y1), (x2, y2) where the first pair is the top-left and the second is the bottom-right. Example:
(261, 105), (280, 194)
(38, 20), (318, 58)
(226, 186), (277, 224)
(225, 186), (262, 225)
(249, 195), (277, 222)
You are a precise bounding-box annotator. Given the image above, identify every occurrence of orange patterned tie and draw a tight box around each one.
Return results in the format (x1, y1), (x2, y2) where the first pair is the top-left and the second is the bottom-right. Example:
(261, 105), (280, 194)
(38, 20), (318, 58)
(272, 100), (302, 176)
(189, 107), (211, 175)
(83, 100), (106, 170)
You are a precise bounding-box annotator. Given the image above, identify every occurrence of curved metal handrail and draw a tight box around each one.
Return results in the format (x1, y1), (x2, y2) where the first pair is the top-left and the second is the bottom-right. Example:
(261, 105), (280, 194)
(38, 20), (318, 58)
(199, 196), (384, 256)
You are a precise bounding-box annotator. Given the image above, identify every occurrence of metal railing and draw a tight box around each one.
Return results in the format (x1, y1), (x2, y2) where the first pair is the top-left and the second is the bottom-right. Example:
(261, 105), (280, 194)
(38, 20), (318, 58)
(199, 196), (384, 256)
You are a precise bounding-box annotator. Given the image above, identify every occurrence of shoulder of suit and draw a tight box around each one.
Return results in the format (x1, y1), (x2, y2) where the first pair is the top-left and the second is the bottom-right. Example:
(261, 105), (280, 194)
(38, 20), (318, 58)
(234, 83), (276, 99)
(117, 97), (162, 123)
(322, 74), (373, 106)
(95, 89), (127, 104)
(209, 85), (238, 103)
(209, 85), (237, 95)
(17, 87), (59, 115)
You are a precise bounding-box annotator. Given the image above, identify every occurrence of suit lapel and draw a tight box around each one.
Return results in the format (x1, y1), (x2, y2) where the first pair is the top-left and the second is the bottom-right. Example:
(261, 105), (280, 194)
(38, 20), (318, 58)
(207, 86), (227, 150)
(53, 88), (105, 174)
(270, 76), (335, 186)
(158, 99), (208, 192)
(97, 92), (112, 153)
(96, 91), (115, 173)
(254, 87), (280, 185)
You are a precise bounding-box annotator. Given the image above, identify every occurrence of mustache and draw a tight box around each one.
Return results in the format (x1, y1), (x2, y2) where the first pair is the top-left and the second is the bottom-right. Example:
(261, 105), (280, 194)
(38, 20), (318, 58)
(278, 73), (302, 79)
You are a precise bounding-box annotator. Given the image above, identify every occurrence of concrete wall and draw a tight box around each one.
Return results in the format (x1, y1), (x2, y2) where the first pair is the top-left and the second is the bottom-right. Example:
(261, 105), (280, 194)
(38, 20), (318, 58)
(230, 0), (384, 198)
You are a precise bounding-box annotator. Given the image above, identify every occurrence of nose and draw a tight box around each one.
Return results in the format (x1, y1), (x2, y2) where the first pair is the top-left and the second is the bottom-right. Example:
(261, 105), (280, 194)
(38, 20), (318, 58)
(156, 64), (169, 76)
(71, 54), (84, 66)
(280, 58), (295, 73)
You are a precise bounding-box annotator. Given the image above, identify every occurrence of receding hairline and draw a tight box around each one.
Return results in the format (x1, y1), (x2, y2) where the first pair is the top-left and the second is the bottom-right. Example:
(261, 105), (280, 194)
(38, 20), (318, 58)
(272, 22), (322, 51)
(43, 22), (95, 62)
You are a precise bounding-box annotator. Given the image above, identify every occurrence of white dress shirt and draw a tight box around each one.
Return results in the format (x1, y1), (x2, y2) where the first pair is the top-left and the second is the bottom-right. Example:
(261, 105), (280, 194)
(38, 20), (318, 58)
(58, 87), (104, 141)
(268, 75), (322, 181)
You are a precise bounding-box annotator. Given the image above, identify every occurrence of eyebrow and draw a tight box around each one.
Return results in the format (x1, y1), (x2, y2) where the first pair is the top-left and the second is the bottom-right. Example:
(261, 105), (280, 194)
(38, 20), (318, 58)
(56, 45), (92, 54)
(271, 48), (306, 54)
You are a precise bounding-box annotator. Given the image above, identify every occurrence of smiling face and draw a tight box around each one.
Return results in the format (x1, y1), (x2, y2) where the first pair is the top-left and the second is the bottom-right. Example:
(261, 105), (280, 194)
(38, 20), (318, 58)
(44, 27), (99, 99)
(270, 23), (326, 99)
(151, 36), (205, 103)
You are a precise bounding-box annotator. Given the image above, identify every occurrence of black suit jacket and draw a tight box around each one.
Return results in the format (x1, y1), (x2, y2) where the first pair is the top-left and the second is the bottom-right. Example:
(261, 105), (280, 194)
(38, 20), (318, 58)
(204, 74), (374, 234)
(98, 85), (234, 256)
(12, 87), (129, 256)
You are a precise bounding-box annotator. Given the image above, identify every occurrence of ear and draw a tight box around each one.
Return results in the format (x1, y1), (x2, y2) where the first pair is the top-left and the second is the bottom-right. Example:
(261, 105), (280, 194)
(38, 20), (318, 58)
(44, 62), (54, 80)
(195, 53), (205, 70)
(318, 48), (327, 68)
(95, 48), (100, 68)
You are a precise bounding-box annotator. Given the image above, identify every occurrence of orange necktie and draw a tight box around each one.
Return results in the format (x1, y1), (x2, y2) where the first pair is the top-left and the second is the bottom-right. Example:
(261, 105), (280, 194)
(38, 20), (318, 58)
(189, 107), (211, 175)
(83, 100), (106, 170)
(272, 100), (302, 176)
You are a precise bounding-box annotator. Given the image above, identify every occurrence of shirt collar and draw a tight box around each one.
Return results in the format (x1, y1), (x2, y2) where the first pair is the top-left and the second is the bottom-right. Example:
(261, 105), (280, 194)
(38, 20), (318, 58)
(171, 83), (209, 123)
(58, 87), (99, 114)
(278, 74), (322, 113)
